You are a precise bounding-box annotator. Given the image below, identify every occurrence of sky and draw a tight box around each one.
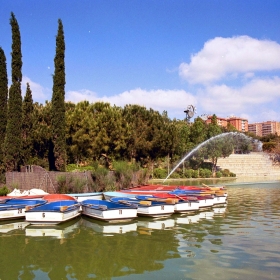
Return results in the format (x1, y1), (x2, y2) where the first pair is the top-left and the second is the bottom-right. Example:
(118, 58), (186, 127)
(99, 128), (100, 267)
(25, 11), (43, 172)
(1, 0), (280, 123)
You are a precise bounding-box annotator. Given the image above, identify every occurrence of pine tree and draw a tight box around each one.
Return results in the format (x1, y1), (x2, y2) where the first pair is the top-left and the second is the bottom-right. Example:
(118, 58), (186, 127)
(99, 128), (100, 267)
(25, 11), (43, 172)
(22, 83), (34, 165)
(3, 13), (23, 171)
(0, 48), (8, 168)
(51, 19), (66, 171)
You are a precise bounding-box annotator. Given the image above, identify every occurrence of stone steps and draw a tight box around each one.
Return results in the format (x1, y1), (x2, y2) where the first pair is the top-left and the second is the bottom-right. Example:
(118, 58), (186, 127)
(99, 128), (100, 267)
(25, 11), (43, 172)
(216, 152), (280, 177)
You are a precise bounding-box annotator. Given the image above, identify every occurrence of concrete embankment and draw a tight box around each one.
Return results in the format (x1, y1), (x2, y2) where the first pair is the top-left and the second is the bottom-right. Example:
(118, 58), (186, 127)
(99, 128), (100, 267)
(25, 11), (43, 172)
(217, 152), (280, 178)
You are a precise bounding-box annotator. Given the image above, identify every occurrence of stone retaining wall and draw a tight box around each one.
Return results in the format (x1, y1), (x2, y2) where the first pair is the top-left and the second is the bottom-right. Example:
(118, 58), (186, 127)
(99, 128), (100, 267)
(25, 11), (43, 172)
(217, 152), (280, 177)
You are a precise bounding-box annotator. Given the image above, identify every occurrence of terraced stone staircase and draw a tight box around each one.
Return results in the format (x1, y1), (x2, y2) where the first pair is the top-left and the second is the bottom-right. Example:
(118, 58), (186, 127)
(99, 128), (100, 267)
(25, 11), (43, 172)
(217, 152), (280, 177)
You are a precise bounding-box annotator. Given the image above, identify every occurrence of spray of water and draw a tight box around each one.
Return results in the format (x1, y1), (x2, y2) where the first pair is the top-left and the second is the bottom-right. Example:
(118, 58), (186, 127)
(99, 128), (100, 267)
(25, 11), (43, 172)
(163, 132), (262, 183)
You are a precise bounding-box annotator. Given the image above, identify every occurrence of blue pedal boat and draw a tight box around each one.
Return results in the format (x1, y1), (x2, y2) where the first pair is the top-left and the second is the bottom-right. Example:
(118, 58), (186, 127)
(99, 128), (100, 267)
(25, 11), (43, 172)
(0, 199), (47, 221)
(25, 200), (81, 225)
(81, 199), (138, 222)
(110, 196), (175, 218)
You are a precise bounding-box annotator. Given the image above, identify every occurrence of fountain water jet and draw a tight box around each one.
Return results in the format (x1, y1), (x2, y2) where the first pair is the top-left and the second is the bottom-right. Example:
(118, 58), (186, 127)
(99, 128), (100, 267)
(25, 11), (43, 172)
(163, 132), (262, 183)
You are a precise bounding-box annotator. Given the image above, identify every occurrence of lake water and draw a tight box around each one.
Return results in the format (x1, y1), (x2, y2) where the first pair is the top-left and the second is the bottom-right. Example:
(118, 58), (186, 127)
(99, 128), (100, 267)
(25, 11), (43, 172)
(0, 180), (280, 280)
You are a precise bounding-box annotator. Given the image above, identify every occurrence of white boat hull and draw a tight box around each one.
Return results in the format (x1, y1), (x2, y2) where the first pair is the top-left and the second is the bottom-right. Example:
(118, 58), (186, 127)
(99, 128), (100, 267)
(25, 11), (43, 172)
(82, 206), (137, 222)
(25, 209), (81, 225)
(197, 198), (214, 209)
(136, 204), (174, 217)
(174, 201), (200, 213)
(0, 208), (26, 220)
(212, 196), (227, 205)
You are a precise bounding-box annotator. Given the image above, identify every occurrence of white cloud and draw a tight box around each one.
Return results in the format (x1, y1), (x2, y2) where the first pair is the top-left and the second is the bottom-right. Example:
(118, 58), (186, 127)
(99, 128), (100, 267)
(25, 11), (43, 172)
(197, 77), (280, 122)
(179, 36), (280, 84)
(259, 109), (280, 122)
(66, 89), (99, 103)
(22, 76), (50, 103)
(66, 88), (197, 118)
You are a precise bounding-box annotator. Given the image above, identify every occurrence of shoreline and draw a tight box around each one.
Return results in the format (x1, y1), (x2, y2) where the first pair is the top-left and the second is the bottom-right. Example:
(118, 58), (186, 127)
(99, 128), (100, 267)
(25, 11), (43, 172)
(149, 176), (280, 185)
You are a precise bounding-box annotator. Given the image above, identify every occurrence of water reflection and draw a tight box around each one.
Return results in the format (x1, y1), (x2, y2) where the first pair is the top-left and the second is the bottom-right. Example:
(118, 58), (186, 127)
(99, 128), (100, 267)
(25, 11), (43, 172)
(0, 220), (29, 234)
(81, 216), (138, 235)
(137, 217), (175, 232)
(25, 217), (82, 239)
(0, 182), (280, 279)
(175, 213), (201, 225)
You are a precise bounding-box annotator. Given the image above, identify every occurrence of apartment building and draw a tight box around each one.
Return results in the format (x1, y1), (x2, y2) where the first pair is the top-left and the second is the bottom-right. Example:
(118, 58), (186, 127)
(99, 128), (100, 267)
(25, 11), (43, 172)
(228, 116), (248, 132)
(205, 115), (280, 136)
(205, 115), (248, 132)
(248, 121), (280, 137)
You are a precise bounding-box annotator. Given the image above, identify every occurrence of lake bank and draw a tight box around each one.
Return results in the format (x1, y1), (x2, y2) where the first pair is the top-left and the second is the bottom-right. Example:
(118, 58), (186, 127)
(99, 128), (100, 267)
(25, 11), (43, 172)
(149, 175), (280, 185)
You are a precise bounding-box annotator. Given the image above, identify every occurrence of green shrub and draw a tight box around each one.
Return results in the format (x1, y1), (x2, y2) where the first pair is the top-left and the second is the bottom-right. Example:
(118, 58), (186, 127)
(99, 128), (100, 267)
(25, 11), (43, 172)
(170, 172), (180, 179)
(216, 171), (222, 178)
(56, 175), (67, 194)
(204, 169), (212, 178)
(192, 170), (199, 178)
(72, 177), (88, 193)
(0, 186), (9, 196)
(153, 168), (168, 179)
(91, 167), (112, 192)
(222, 169), (230, 177)
(113, 161), (134, 189)
(199, 168), (206, 178)
(230, 172), (236, 177)
(184, 169), (193, 178)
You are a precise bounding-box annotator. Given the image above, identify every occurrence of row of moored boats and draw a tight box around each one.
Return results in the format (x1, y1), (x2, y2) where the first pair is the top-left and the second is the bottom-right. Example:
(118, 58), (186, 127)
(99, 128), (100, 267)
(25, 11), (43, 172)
(0, 184), (228, 225)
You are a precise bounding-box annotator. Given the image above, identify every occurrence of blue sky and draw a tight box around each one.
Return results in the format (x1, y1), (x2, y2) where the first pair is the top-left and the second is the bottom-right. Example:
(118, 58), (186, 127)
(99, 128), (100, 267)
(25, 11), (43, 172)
(1, 0), (280, 123)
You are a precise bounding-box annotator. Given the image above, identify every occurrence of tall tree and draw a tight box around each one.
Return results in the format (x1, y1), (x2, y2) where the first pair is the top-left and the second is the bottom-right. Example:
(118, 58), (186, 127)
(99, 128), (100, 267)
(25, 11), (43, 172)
(22, 83), (34, 165)
(0, 48), (8, 172)
(51, 19), (66, 171)
(207, 114), (222, 138)
(3, 13), (23, 171)
(32, 101), (53, 168)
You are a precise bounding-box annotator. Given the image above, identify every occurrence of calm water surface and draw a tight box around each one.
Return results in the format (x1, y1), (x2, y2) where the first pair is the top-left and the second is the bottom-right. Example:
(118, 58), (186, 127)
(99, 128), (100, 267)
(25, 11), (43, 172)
(0, 181), (280, 280)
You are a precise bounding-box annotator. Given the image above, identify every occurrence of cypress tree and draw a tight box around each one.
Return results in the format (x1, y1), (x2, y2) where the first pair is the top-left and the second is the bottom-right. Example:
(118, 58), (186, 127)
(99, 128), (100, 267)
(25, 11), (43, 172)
(22, 83), (34, 165)
(51, 19), (66, 171)
(0, 47), (8, 177)
(3, 12), (23, 171)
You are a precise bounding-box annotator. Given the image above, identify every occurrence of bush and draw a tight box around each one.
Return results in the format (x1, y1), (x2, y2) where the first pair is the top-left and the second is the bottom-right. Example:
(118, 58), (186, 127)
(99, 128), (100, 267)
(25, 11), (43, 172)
(216, 171), (222, 178)
(56, 175), (68, 194)
(0, 186), (9, 196)
(170, 172), (180, 179)
(153, 168), (168, 179)
(91, 167), (111, 192)
(113, 161), (134, 189)
(204, 169), (212, 178)
(199, 168), (206, 178)
(72, 177), (88, 193)
(222, 169), (230, 177)
(184, 169), (193, 178)
(192, 170), (199, 178)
